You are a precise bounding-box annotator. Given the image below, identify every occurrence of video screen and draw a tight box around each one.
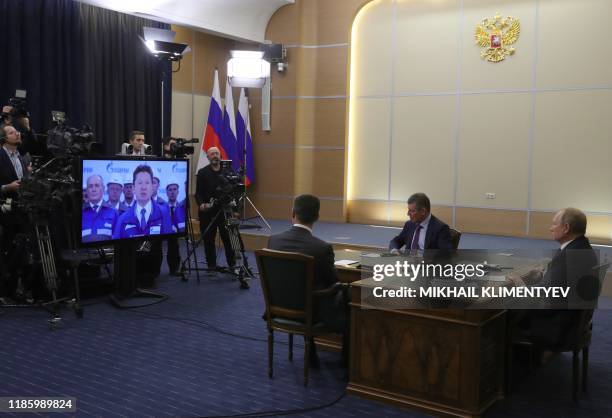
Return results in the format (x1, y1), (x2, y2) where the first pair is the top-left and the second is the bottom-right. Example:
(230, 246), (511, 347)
(80, 157), (189, 245)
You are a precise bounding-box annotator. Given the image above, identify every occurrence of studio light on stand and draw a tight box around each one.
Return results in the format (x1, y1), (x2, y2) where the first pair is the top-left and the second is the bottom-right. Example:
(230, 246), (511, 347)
(227, 50), (272, 231)
(107, 28), (192, 309)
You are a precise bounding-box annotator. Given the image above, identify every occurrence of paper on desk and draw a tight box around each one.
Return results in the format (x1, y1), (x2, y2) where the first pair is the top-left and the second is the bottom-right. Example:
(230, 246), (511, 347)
(362, 253), (381, 258)
(335, 259), (360, 267)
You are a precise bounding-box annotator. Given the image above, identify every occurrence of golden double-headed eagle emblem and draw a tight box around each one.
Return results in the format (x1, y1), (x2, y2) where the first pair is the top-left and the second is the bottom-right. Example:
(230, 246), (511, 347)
(475, 13), (520, 62)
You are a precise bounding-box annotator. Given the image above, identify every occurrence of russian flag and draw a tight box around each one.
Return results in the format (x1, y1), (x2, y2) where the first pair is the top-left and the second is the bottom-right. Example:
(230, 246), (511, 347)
(197, 70), (225, 171)
(221, 78), (239, 172)
(236, 88), (255, 186)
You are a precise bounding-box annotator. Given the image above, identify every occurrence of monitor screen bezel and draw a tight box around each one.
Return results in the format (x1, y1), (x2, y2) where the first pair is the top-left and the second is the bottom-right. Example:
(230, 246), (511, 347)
(78, 155), (190, 247)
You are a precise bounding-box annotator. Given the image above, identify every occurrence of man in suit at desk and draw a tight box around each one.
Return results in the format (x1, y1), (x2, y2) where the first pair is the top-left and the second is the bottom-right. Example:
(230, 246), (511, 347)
(508, 208), (598, 346)
(389, 192), (452, 253)
(268, 194), (348, 366)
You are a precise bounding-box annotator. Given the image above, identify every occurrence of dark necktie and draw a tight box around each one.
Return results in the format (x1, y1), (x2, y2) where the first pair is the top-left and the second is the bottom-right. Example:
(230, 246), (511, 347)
(140, 208), (147, 230)
(92, 204), (98, 213)
(411, 225), (423, 250)
(170, 205), (175, 220)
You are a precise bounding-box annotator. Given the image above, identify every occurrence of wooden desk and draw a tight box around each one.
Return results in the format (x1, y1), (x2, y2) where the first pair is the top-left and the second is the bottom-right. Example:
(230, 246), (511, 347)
(348, 279), (506, 418)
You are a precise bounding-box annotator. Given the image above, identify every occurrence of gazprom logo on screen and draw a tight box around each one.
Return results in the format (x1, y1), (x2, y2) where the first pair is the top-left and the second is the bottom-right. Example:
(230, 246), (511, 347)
(84, 167), (93, 174)
(106, 162), (129, 175)
(172, 163), (187, 174)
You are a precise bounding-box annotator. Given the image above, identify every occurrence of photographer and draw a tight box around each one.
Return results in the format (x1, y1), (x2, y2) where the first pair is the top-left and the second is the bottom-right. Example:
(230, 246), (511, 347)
(195, 147), (235, 271)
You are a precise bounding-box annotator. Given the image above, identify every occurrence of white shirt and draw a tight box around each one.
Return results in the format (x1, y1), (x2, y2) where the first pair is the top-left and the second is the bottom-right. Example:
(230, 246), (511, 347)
(135, 199), (153, 225)
(410, 213), (431, 250)
(560, 237), (577, 251)
(293, 224), (313, 234)
(89, 200), (103, 213)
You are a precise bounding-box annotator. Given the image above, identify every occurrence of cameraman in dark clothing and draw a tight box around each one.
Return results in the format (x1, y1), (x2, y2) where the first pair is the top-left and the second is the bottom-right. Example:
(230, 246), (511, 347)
(195, 146), (235, 271)
(2, 104), (47, 158)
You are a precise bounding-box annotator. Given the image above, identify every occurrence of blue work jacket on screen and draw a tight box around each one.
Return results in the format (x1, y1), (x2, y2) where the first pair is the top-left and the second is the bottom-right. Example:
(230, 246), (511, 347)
(168, 200), (186, 233)
(82, 201), (118, 243)
(112, 200), (173, 239)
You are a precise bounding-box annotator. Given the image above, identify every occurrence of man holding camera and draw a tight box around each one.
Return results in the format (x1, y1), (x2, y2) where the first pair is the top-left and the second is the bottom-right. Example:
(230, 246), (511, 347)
(196, 146), (235, 271)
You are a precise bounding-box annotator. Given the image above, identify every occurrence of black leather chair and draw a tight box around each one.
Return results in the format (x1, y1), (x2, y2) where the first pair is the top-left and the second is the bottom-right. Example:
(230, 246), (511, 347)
(507, 263), (609, 401)
(255, 248), (338, 386)
(449, 228), (462, 250)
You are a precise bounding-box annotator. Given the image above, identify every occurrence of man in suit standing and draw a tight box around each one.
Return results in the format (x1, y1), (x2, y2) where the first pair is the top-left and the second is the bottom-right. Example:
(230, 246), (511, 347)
(389, 192), (452, 253)
(508, 208), (599, 346)
(0, 124), (27, 198)
(0, 123), (29, 300)
(267, 194), (348, 366)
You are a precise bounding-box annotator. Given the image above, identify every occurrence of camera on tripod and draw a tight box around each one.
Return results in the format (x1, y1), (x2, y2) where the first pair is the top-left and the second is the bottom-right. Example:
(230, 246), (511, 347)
(166, 137), (199, 158)
(47, 111), (102, 157)
(214, 160), (244, 209)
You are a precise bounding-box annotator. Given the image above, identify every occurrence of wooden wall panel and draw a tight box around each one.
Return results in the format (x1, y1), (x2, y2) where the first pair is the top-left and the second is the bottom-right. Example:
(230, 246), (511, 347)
(193, 32), (233, 95)
(251, 99), (296, 146)
(295, 99), (347, 147)
(246, 194), (293, 220)
(250, 147), (295, 196)
(320, 199), (346, 223)
(529, 211), (612, 244)
(171, 25), (194, 92)
(294, 149), (345, 197)
(296, 46), (349, 97)
(265, 2), (300, 44)
(347, 200), (389, 225)
(456, 208), (527, 238)
(270, 56), (297, 97)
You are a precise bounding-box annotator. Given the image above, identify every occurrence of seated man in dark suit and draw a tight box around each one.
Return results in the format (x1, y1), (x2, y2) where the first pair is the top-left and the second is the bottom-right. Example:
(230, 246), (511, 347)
(389, 192), (452, 253)
(508, 208), (599, 347)
(267, 194), (348, 366)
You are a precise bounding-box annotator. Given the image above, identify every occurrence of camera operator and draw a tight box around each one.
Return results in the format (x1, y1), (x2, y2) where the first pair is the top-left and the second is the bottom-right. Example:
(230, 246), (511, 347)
(0, 123), (30, 300)
(196, 147), (236, 271)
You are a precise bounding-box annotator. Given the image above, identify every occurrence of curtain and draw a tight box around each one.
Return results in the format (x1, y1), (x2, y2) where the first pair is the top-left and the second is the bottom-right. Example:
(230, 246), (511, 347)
(0, 0), (171, 154)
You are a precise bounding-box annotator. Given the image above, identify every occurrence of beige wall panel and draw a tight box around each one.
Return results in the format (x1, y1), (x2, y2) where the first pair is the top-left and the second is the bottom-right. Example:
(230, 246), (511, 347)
(456, 208), (527, 237)
(531, 90), (612, 212)
(252, 147), (295, 196)
(461, 0), (536, 92)
(270, 54), (297, 97)
(299, 0), (371, 45)
(294, 149), (345, 197)
(537, 0), (612, 89)
(171, 91), (194, 140)
(193, 32), (232, 95)
(347, 200), (390, 225)
(295, 99), (346, 147)
(527, 211), (554, 239)
(171, 26), (194, 92)
(265, 3), (300, 44)
(295, 47), (348, 97)
(251, 99), (296, 146)
(395, 0), (461, 94)
(457, 93), (531, 209)
(530, 211), (612, 243)
(247, 194), (293, 221)
(390, 96), (456, 205)
(319, 199), (346, 223)
(348, 98), (391, 200)
(350, 0), (394, 97)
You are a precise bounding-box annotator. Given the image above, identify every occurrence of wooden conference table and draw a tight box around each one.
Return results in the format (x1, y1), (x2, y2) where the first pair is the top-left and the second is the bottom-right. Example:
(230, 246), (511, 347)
(333, 249), (507, 418)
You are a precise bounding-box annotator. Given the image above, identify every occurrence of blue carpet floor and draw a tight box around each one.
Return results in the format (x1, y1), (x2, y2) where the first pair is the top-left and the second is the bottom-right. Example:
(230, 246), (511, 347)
(1, 247), (612, 417)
